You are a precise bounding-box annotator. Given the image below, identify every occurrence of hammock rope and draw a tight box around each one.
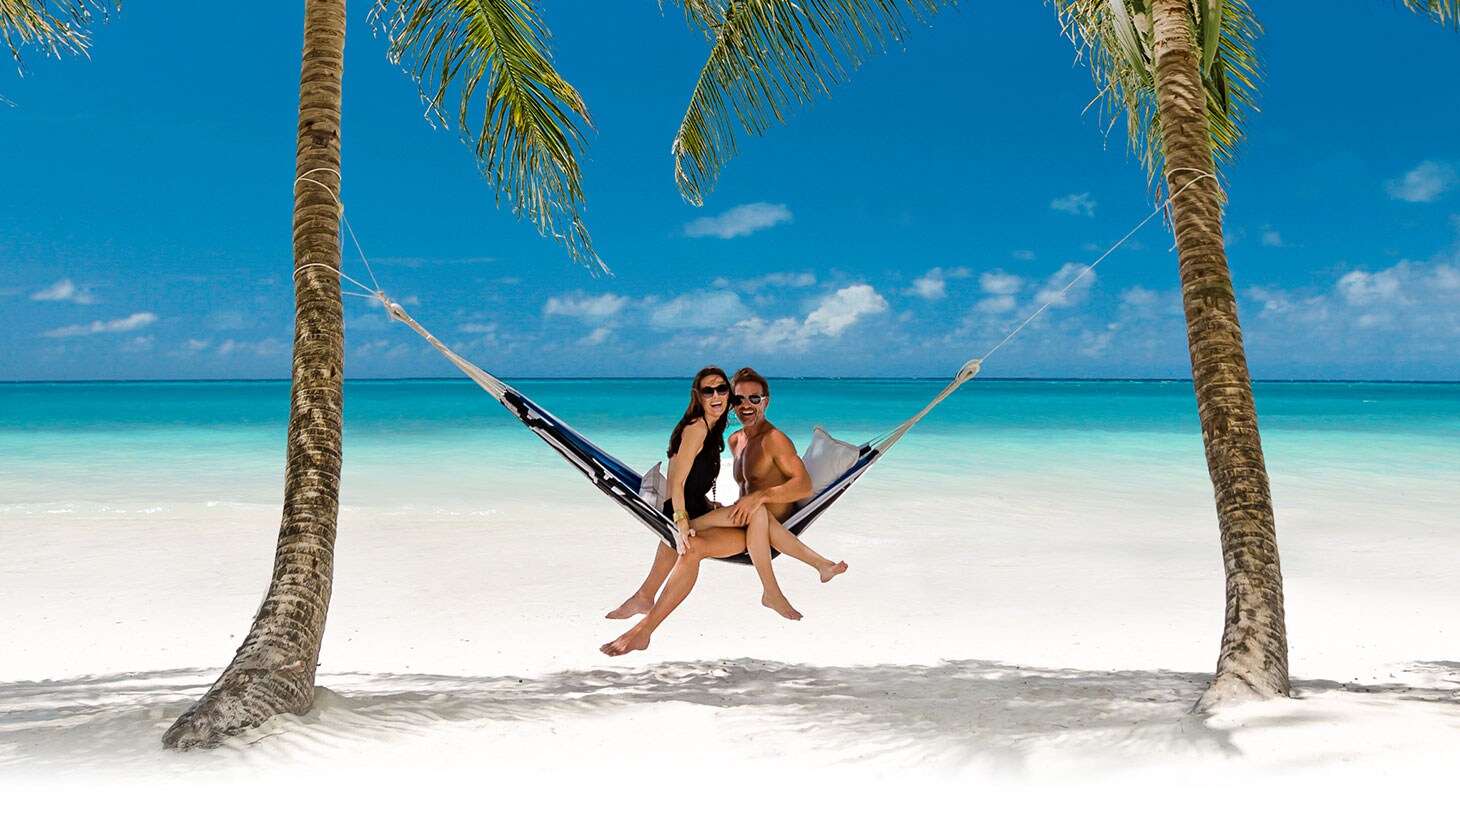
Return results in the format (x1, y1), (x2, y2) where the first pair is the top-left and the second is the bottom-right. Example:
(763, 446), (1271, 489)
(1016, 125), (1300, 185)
(290, 167), (1215, 555)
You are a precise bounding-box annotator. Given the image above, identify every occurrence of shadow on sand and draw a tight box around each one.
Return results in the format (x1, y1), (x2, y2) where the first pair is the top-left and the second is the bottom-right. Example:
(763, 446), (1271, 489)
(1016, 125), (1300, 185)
(1, 659), (1455, 773)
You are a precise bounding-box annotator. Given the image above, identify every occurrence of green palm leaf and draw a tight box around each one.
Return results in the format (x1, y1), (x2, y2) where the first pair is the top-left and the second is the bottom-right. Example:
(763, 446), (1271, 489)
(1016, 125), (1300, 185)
(371, 0), (601, 270)
(1052, 0), (1263, 202)
(1, 0), (112, 70)
(669, 0), (955, 206)
(1396, 0), (1459, 28)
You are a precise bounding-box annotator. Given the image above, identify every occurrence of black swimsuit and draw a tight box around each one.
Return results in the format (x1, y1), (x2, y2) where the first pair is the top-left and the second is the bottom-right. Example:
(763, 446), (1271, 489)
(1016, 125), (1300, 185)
(663, 422), (722, 521)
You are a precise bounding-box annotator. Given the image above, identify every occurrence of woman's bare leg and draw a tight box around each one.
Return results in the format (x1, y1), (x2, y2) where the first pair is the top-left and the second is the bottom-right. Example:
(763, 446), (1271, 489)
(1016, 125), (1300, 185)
(600, 528), (746, 656)
(605, 541), (677, 619)
(766, 518), (848, 583)
(748, 507), (802, 620)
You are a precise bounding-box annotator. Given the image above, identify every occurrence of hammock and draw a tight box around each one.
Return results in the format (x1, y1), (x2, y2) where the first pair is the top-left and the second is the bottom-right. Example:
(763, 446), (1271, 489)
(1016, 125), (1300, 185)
(376, 295), (981, 560)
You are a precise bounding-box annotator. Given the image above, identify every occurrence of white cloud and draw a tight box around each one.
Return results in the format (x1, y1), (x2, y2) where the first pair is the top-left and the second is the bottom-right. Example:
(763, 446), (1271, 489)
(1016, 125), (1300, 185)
(1386, 161), (1457, 203)
(979, 270), (1023, 295)
(31, 279), (95, 304)
(1261, 228), (1284, 248)
(373, 256), (497, 268)
(683, 202), (793, 239)
(543, 292), (628, 318)
(1241, 252), (1460, 370)
(1012, 250), (1037, 261)
(1121, 287), (1158, 307)
(1035, 263), (1097, 308)
(218, 338), (287, 357)
(909, 267), (968, 301)
(580, 327), (614, 346)
(649, 290), (751, 330)
(459, 322), (497, 334)
(711, 271), (816, 292)
(208, 310), (248, 331)
(1336, 268), (1403, 306)
(804, 285), (888, 336)
(733, 284), (888, 351)
(911, 274), (946, 300)
(1051, 192), (1097, 217)
(43, 312), (157, 338)
(975, 295), (1017, 315)
(1248, 287), (1331, 324)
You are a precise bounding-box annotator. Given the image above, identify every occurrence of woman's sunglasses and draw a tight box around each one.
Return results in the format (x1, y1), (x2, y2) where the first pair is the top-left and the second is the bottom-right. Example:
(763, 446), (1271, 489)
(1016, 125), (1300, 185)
(697, 383), (731, 397)
(729, 394), (765, 406)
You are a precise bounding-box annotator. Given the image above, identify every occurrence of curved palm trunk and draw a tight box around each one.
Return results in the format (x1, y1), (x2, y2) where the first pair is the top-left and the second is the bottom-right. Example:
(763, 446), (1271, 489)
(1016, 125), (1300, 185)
(163, 0), (347, 749)
(1148, 0), (1288, 709)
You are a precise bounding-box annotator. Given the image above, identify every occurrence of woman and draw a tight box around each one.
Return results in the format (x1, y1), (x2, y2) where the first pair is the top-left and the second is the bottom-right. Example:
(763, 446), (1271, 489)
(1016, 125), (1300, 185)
(599, 367), (834, 657)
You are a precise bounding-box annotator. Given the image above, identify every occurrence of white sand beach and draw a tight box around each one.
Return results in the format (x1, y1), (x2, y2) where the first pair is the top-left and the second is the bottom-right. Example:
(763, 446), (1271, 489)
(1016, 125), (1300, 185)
(3, 443), (1457, 832)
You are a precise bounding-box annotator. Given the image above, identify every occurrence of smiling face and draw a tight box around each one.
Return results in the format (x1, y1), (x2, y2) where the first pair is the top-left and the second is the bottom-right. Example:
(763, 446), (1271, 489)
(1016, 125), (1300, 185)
(697, 373), (730, 422)
(732, 380), (768, 429)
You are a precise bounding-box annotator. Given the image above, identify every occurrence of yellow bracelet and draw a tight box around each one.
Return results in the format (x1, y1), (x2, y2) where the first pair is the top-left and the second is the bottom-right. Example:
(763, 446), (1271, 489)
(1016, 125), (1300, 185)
(672, 510), (688, 522)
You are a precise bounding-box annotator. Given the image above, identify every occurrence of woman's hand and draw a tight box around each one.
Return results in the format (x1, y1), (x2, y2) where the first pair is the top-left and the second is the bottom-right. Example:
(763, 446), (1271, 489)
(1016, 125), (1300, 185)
(675, 526), (697, 556)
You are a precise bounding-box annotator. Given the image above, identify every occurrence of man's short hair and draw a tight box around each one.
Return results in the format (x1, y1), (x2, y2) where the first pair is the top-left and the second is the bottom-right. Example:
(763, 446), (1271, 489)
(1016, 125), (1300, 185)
(732, 366), (769, 396)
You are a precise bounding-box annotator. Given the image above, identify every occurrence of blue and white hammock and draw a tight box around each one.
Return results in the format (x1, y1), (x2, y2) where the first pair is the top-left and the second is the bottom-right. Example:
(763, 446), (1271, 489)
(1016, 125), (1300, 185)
(380, 296), (981, 558)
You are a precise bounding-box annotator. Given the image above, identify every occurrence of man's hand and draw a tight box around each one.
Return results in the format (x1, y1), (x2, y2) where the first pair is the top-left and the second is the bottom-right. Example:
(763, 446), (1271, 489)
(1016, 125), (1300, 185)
(728, 492), (764, 526)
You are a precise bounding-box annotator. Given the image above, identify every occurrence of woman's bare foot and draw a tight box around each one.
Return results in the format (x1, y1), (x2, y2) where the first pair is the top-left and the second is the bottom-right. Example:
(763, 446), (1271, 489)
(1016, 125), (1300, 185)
(600, 628), (651, 656)
(819, 561), (848, 583)
(761, 594), (803, 621)
(605, 592), (654, 619)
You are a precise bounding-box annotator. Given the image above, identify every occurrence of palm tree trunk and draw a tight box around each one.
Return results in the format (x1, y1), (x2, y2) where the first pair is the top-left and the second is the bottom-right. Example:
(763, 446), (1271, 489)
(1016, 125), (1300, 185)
(163, 0), (347, 749)
(1147, 0), (1288, 710)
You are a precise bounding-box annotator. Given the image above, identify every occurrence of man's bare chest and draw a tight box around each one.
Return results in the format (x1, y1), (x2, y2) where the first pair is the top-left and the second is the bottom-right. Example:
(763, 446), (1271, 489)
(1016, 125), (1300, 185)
(733, 438), (780, 488)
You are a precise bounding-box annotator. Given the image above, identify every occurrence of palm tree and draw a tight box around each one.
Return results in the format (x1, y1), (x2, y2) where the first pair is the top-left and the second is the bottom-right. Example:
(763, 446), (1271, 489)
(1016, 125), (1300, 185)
(162, 0), (595, 749)
(666, 0), (1457, 710)
(1054, 0), (1284, 710)
(1029, 0), (1452, 709)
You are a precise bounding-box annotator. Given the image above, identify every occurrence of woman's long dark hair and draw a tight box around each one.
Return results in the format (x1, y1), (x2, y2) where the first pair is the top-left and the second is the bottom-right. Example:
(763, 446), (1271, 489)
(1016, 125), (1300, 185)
(668, 366), (730, 458)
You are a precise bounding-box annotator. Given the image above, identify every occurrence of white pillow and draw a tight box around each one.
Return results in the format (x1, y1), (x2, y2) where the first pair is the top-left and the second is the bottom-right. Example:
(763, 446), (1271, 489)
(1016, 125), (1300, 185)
(639, 461), (667, 508)
(800, 426), (860, 498)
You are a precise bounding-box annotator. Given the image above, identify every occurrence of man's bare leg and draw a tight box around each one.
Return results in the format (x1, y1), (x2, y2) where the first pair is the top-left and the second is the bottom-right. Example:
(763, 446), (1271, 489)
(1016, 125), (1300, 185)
(606, 541), (677, 619)
(748, 507), (802, 620)
(766, 517), (848, 583)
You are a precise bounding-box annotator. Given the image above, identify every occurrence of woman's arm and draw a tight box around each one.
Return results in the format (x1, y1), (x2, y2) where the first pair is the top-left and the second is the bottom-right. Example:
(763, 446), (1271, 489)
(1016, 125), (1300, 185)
(666, 420), (707, 546)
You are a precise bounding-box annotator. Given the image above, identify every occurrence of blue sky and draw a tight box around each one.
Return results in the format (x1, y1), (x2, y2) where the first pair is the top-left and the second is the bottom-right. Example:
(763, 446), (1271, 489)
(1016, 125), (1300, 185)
(2, 3), (1457, 381)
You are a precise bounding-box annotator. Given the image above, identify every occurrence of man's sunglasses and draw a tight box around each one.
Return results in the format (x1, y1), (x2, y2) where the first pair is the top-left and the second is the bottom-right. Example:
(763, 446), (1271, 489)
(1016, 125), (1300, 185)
(697, 383), (731, 397)
(730, 394), (766, 406)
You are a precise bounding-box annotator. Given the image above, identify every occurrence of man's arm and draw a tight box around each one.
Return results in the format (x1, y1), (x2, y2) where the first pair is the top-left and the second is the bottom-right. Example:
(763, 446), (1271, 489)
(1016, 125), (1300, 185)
(760, 430), (813, 505)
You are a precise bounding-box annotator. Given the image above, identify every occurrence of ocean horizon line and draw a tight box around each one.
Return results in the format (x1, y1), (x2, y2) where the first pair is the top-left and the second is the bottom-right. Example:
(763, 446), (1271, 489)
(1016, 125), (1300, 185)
(4, 376), (1459, 386)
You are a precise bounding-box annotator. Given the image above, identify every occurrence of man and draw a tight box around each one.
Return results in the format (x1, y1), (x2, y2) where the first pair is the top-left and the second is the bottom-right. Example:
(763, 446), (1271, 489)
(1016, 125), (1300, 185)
(605, 367), (846, 620)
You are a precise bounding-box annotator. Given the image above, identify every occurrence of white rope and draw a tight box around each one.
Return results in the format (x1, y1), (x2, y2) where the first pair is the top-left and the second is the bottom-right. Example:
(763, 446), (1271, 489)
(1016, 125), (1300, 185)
(377, 294), (510, 401)
(293, 261), (378, 297)
(293, 169), (384, 295)
(306, 165), (1217, 468)
(864, 170), (1218, 454)
(979, 171), (1216, 364)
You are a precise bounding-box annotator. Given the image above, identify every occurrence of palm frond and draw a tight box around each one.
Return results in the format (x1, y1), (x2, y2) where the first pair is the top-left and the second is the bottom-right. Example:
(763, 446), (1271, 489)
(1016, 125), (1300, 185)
(1, 0), (112, 71)
(1053, 0), (1263, 203)
(371, 0), (601, 271)
(663, 0), (724, 39)
(1394, 0), (1459, 28)
(669, 0), (956, 206)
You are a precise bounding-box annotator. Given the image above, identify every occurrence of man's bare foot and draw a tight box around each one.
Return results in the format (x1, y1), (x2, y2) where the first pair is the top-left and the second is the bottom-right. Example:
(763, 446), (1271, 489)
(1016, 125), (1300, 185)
(761, 594), (803, 621)
(600, 629), (651, 656)
(605, 593), (654, 620)
(819, 561), (849, 583)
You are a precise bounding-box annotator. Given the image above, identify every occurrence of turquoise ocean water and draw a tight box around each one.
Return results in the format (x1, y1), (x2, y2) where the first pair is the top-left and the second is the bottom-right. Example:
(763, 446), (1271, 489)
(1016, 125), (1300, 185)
(2, 379), (1456, 515)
